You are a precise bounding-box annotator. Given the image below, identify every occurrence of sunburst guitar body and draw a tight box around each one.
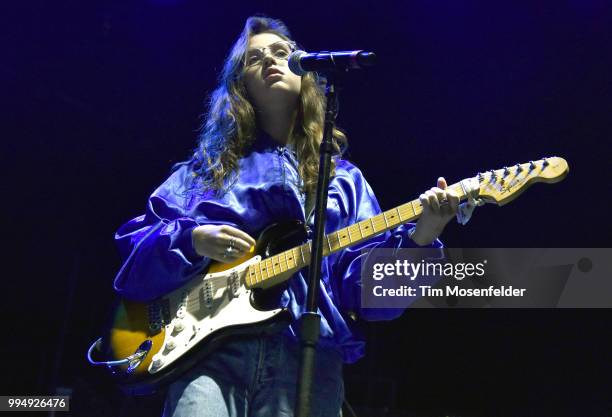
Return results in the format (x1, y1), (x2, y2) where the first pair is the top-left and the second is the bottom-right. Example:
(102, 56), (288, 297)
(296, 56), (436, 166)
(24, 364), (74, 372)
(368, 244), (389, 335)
(90, 221), (306, 395)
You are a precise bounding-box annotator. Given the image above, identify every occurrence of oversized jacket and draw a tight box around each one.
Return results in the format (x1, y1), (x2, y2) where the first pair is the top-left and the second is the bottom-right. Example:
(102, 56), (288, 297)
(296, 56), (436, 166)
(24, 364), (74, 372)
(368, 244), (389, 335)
(113, 134), (442, 363)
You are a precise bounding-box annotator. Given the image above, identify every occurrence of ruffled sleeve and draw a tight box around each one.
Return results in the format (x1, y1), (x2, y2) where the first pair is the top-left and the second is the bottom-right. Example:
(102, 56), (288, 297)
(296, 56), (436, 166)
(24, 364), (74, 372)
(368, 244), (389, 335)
(328, 160), (444, 321)
(113, 164), (210, 302)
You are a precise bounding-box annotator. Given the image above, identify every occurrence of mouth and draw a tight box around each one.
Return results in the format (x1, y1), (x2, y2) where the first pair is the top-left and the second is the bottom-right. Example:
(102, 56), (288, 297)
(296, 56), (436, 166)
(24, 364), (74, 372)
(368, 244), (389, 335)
(264, 68), (284, 80)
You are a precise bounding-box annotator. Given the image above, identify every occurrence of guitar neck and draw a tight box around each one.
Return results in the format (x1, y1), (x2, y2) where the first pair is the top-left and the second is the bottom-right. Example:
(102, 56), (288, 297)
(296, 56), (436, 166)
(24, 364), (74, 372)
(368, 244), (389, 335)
(245, 181), (470, 289)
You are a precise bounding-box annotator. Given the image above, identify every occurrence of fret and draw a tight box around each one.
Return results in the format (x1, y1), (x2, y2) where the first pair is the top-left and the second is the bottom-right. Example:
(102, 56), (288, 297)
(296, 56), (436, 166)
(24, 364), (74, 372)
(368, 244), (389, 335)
(283, 251), (290, 270)
(275, 253), (284, 273)
(288, 248), (295, 268)
(410, 200), (417, 217)
(372, 215), (383, 232)
(391, 209), (401, 225)
(326, 235), (333, 253)
(247, 266), (255, 287)
(260, 259), (268, 281)
(269, 256), (277, 276)
(299, 245), (306, 266)
(382, 211), (389, 228)
(293, 248), (300, 268)
(271, 255), (279, 274)
(353, 224), (363, 240)
(337, 229), (349, 246)
(254, 264), (262, 284)
(348, 225), (356, 243)
(294, 249), (299, 267)
(370, 217), (376, 233)
(361, 219), (372, 235)
(399, 204), (411, 222)
(328, 232), (340, 252)
(357, 221), (365, 238)
(267, 257), (276, 276)
(261, 259), (270, 282)
(271, 256), (281, 275)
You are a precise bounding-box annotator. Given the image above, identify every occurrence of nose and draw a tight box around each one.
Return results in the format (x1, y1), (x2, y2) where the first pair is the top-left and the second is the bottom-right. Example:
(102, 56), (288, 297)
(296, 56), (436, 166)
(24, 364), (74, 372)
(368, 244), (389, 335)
(261, 49), (277, 67)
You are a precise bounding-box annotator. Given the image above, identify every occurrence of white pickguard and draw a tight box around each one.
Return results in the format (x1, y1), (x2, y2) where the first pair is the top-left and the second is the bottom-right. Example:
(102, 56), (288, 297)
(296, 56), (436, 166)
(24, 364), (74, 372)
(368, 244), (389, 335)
(147, 255), (283, 374)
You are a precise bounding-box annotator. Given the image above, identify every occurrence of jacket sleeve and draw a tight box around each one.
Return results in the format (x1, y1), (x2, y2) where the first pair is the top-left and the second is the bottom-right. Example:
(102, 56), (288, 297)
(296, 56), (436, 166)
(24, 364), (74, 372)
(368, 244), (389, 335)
(113, 164), (210, 302)
(328, 161), (444, 321)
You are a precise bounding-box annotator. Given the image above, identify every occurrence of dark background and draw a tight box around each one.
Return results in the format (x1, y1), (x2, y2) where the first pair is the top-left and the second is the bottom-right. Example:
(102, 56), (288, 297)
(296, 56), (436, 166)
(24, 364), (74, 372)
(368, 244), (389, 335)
(2, 1), (611, 416)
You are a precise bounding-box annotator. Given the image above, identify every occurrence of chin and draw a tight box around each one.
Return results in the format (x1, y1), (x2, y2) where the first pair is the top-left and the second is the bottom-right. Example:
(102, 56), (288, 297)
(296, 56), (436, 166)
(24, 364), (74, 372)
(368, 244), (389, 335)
(266, 83), (300, 99)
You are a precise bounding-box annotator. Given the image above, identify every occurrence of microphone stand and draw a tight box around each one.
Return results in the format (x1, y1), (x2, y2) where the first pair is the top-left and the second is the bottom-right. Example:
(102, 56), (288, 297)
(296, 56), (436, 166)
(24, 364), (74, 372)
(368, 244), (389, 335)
(295, 72), (341, 417)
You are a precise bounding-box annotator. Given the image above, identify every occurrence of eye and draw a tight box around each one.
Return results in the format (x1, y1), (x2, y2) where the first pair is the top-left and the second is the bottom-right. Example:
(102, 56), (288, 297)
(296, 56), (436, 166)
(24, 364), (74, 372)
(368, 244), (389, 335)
(273, 49), (290, 59)
(246, 53), (262, 66)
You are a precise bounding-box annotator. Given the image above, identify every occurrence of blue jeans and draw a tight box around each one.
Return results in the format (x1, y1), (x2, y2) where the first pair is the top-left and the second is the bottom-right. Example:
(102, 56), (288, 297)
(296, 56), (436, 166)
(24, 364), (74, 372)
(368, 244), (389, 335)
(162, 330), (344, 417)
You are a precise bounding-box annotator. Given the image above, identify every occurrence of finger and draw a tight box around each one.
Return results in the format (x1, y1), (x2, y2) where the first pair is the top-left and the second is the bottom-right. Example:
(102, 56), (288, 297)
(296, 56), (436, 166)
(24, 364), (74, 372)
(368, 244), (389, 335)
(210, 249), (230, 263)
(437, 177), (448, 190)
(215, 247), (242, 263)
(225, 226), (257, 247)
(446, 188), (459, 202)
(447, 189), (460, 214)
(431, 187), (446, 201)
(425, 190), (440, 214)
(220, 235), (251, 253)
(441, 197), (453, 217)
(435, 187), (457, 216)
(432, 187), (453, 216)
(419, 194), (431, 213)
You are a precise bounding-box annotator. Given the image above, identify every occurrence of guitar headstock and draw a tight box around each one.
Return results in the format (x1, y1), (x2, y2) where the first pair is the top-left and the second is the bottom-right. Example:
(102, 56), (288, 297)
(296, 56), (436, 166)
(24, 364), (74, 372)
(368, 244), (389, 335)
(473, 157), (569, 206)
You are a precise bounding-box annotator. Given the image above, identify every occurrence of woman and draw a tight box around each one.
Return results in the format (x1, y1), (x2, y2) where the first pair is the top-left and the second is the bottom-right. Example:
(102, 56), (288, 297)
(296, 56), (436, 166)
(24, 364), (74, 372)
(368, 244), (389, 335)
(113, 15), (459, 417)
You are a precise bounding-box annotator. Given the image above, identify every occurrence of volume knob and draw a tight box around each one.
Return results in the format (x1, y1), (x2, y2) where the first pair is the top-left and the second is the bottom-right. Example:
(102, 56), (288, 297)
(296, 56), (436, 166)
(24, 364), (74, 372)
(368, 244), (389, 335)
(165, 340), (176, 352)
(173, 320), (185, 333)
(151, 357), (164, 369)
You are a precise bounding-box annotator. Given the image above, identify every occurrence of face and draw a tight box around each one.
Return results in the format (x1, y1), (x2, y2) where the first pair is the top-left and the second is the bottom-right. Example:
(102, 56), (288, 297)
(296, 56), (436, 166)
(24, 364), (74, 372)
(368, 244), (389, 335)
(242, 32), (302, 112)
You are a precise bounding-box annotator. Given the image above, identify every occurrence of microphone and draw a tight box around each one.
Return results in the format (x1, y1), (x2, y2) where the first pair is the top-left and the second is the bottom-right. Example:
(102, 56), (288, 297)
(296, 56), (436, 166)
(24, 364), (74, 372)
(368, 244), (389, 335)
(288, 49), (376, 76)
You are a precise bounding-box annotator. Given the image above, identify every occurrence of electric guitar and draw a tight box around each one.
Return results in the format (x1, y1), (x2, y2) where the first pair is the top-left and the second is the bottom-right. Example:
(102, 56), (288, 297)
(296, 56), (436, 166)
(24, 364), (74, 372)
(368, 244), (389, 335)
(88, 157), (569, 394)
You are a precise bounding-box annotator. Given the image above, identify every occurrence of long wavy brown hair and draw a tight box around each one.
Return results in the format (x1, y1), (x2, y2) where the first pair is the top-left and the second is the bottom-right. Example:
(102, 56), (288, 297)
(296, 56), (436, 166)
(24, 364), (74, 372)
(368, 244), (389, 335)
(192, 16), (346, 194)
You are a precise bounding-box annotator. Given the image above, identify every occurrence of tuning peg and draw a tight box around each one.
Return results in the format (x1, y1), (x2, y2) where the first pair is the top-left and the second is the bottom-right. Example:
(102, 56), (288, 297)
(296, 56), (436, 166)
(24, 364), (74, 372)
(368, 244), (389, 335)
(477, 172), (484, 181)
(529, 161), (536, 169)
(489, 169), (497, 181)
(515, 163), (523, 173)
(503, 166), (510, 176)
(542, 158), (550, 166)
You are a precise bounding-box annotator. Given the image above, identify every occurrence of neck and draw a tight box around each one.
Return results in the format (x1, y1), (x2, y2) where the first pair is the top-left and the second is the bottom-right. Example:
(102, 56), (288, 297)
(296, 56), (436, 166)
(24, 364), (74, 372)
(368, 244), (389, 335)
(257, 100), (298, 145)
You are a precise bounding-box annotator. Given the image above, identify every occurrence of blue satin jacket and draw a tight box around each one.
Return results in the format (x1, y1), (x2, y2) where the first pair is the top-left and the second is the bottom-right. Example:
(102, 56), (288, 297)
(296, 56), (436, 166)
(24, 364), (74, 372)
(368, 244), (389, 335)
(113, 135), (442, 363)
